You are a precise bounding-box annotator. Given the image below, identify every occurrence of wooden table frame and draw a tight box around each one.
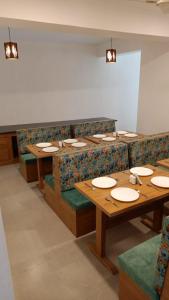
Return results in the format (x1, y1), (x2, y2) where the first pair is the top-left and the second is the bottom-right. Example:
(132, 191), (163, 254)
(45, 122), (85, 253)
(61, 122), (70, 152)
(85, 132), (145, 145)
(75, 165), (169, 275)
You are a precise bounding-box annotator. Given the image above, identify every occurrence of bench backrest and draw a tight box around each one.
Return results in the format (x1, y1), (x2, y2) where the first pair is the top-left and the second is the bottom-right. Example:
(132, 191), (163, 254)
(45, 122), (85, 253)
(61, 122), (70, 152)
(71, 119), (116, 137)
(16, 125), (71, 154)
(155, 216), (169, 298)
(53, 142), (129, 192)
(128, 133), (169, 168)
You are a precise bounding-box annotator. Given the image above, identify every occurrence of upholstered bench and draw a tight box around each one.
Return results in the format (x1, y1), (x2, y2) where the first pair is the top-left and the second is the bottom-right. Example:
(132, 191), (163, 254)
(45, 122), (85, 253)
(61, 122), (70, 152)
(118, 216), (169, 300)
(44, 142), (129, 237)
(71, 119), (116, 137)
(17, 124), (71, 182)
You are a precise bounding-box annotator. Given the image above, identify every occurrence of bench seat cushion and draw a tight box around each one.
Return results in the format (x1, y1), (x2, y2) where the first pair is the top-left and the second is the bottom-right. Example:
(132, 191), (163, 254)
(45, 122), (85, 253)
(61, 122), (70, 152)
(61, 189), (94, 211)
(45, 174), (55, 190)
(118, 235), (161, 300)
(21, 153), (37, 164)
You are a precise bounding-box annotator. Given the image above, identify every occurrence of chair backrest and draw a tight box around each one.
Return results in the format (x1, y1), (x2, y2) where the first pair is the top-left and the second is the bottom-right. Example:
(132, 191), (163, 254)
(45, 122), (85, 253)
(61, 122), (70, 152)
(128, 133), (169, 168)
(71, 119), (116, 137)
(53, 142), (129, 192)
(16, 125), (71, 154)
(155, 216), (169, 298)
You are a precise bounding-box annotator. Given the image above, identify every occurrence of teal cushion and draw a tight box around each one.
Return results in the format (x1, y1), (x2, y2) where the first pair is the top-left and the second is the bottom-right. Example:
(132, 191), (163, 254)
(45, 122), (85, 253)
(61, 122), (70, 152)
(118, 235), (161, 300)
(61, 189), (94, 211)
(45, 174), (55, 190)
(21, 153), (37, 164)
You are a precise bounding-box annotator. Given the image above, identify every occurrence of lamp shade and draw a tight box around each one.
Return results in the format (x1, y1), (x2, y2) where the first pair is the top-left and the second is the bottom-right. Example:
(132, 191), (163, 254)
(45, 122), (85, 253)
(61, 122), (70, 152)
(106, 48), (116, 63)
(4, 42), (18, 60)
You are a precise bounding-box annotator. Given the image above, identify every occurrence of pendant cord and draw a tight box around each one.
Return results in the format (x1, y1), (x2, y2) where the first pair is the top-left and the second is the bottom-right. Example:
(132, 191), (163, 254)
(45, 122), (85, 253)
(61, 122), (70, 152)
(111, 38), (112, 49)
(8, 27), (11, 42)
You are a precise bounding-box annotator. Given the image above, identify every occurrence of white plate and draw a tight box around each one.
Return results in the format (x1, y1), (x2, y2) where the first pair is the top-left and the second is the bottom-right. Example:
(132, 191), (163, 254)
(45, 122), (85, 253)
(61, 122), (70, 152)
(42, 147), (59, 153)
(63, 139), (78, 144)
(102, 137), (116, 142)
(72, 142), (87, 148)
(92, 177), (117, 189)
(151, 176), (169, 188)
(93, 134), (106, 139)
(111, 187), (139, 202)
(36, 142), (52, 148)
(124, 133), (138, 138)
(130, 167), (153, 177)
(117, 131), (128, 135)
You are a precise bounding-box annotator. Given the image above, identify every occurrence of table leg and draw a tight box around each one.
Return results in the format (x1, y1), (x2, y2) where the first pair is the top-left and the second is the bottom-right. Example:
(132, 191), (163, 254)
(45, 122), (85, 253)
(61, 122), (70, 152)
(89, 207), (118, 275)
(37, 158), (44, 190)
(152, 206), (164, 232)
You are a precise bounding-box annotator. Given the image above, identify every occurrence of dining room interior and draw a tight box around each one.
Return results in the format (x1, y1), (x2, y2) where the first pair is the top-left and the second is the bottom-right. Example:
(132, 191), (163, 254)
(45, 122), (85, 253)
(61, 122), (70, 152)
(1, 1), (169, 300)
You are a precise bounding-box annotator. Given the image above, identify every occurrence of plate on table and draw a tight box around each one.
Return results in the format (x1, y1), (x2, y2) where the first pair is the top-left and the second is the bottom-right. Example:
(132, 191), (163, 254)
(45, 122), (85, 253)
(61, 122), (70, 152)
(124, 133), (138, 138)
(36, 142), (52, 148)
(102, 137), (116, 142)
(151, 176), (169, 188)
(92, 177), (117, 189)
(111, 187), (139, 202)
(117, 131), (128, 135)
(130, 167), (153, 177)
(93, 134), (106, 139)
(42, 147), (59, 153)
(72, 142), (87, 148)
(63, 139), (78, 144)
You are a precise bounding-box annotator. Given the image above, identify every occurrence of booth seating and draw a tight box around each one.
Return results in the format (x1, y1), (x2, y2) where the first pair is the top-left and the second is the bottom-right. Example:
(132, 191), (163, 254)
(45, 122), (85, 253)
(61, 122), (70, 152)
(71, 119), (116, 137)
(118, 216), (169, 300)
(17, 125), (71, 182)
(44, 142), (129, 237)
(128, 133), (169, 168)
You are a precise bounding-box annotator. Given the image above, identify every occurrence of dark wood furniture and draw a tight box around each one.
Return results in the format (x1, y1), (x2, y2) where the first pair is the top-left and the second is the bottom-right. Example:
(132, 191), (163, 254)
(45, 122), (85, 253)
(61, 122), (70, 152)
(0, 132), (18, 165)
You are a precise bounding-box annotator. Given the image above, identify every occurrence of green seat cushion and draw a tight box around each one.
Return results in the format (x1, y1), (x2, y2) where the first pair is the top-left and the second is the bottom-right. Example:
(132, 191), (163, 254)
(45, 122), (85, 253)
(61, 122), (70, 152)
(45, 174), (55, 190)
(118, 235), (161, 300)
(61, 189), (94, 211)
(21, 153), (37, 164)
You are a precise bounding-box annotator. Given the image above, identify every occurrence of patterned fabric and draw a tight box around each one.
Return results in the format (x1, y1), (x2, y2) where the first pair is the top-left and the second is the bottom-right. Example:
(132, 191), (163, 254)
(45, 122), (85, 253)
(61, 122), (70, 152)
(53, 143), (129, 191)
(17, 125), (71, 154)
(128, 134), (169, 168)
(72, 119), (116, 137)
(155, 216), (169, 295)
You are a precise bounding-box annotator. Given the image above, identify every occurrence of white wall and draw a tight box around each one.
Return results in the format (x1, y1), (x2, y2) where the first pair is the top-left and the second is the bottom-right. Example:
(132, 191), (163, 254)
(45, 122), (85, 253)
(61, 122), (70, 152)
(137, 42), (169, 134)
(0, 41), (141, 131)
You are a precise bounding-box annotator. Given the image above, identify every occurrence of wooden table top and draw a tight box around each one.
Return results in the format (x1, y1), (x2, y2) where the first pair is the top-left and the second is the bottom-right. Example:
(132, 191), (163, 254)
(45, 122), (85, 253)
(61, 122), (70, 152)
(85, 132), (145, 145)
(157, 158), (169, 169)
(75, 165), (169, 217)
(27, 138), (95, 159)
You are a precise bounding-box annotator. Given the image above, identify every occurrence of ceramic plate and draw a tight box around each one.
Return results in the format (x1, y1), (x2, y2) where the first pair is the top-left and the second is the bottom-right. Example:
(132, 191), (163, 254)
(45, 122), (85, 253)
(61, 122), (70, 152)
(111, 187), (139, 202)
(92, 177), (117, 189)
(117, 131), (128, 135)
(151, 176), (169, 188)
(42, 147), (59, 153)
(102, 137), (116, 142)
(72, 142), (87, 148)
(93, 134), (106, 139)
(36, 142), (52, 148)
(124, 133), (138, 138)
(130, 167), (153, 177)
(63, 139), (78, 144)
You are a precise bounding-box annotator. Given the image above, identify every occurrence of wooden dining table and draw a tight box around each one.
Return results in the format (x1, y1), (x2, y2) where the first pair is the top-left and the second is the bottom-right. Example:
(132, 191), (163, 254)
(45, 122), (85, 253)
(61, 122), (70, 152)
(27, 137), (95, 190)
(157, 158), (169, 169)
(75, 165), (169, 275)
(85, 132), (145, 145)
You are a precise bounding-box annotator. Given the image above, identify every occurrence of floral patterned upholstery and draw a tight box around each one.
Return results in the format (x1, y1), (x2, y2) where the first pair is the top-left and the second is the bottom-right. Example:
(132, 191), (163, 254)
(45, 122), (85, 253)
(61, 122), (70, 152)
(72, 119), (116, 137)
(155, 216), (169, 295)
(128, 134), (169, 168)
(53, 143), (128, 191)
(17, 125), (71, 154)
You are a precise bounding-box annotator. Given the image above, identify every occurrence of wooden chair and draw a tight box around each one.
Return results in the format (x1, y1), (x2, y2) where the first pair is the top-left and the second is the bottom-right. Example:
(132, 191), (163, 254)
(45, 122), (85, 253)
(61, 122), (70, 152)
(118, 216), (169, 300)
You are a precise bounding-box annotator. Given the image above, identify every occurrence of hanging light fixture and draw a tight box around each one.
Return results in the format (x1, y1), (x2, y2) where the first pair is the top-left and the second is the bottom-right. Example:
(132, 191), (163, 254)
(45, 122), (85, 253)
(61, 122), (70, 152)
(106, 38), (116, 63)
(4, 27), (18, 60)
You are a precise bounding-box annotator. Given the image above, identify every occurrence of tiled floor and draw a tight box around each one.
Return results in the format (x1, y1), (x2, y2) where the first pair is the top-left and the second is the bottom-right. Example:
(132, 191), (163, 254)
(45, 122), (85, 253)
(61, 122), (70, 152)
(0, 164), (156, 300)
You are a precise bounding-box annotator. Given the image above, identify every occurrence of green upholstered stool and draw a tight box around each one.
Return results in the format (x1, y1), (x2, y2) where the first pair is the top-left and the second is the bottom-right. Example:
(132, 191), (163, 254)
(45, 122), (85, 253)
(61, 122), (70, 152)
(61, 189), (94, 211)
(21, 153), (37, 164)
(118, 235), (161, 300)
(45, 174), (55, 190)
